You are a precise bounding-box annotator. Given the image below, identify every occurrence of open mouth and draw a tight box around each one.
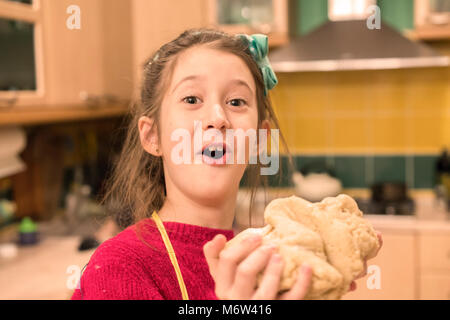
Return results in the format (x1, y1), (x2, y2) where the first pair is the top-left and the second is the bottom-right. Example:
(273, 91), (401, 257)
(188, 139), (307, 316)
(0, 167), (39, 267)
(202, 143), (226, 160)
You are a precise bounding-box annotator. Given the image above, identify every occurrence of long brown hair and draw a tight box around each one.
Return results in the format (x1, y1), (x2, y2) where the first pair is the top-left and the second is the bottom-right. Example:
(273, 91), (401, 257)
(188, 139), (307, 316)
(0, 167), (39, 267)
(103, 28), (293, 231)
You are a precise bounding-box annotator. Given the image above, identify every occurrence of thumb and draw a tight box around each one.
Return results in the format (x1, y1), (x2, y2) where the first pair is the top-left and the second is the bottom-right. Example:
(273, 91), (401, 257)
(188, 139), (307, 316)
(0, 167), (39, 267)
(203, 234), (227, 278)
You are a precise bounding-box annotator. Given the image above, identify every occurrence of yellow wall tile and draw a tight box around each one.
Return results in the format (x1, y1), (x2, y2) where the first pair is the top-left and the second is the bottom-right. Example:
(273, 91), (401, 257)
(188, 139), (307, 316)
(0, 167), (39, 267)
(411, 116), (443, 150)
(371, 116), (407, 151)
(333, 117), (368, 149)
(270, 62), (450, 155)
(441, 100), (450, 150)
(285, 117), (329, 151)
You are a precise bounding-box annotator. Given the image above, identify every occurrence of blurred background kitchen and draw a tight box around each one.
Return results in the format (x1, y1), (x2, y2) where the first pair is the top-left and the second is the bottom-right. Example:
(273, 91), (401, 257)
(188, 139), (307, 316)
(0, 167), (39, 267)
(0, 0), (449, 300)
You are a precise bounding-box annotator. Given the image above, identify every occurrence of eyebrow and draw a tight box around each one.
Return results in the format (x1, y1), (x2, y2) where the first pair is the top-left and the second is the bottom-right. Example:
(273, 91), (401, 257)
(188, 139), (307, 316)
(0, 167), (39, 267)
(171, 75), (204, 94)
(230, 79), (254, 96)
(171, 75), (254, 96)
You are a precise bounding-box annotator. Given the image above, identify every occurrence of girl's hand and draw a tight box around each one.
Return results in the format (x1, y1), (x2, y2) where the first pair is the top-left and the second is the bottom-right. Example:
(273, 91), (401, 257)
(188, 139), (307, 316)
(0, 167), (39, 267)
(348, 231), (383, 292)
(203, 234), (313, 300)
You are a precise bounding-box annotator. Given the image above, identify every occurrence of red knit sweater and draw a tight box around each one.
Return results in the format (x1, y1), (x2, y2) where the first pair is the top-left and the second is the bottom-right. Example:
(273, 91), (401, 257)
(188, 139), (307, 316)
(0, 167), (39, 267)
(71, 218), (235, 300)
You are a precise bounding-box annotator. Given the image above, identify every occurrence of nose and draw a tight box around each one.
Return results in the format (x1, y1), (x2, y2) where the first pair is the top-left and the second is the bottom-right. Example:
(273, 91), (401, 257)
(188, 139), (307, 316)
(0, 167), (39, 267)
(204, 103), (231, 131)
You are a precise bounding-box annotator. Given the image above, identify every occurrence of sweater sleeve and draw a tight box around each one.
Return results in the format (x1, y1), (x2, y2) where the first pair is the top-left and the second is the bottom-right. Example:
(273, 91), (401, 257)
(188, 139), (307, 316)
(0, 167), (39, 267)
(71, 239), (164, 300)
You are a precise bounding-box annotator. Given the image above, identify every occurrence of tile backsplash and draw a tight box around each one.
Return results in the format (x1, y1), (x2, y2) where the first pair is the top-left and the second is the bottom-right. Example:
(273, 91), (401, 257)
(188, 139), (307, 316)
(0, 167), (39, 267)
(260, 44), (450, 191)
(241, 154), (439, 189)
(270, 66), (449, 155)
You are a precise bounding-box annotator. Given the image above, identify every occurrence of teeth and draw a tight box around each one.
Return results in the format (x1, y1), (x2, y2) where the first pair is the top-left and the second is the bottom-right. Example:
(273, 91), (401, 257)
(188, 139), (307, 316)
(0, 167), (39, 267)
(202, 144), (226, 159)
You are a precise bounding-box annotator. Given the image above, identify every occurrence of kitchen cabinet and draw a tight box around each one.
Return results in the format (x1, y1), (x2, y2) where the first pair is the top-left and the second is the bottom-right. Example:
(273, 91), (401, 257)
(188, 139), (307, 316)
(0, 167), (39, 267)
(418, 232), (450, 300)
(420, 274), (450, 300)
(0, 0), (133, 109)
(0, 0), (45, 106)
(131, 0), (289, 88)
(409, 0), (450, 40)
(342, 231), (417, 300)
(418, 233), (450, 271)
(343, 221), (450, 300)
(2, 0), (289, 114)
(205, 0), (288, 47)
(130, 0), (210, 86)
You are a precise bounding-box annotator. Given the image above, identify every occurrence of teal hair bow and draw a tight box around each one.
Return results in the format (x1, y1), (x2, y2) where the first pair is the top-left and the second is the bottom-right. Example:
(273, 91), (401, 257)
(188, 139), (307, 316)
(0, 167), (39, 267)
(237, 34), (278, 96)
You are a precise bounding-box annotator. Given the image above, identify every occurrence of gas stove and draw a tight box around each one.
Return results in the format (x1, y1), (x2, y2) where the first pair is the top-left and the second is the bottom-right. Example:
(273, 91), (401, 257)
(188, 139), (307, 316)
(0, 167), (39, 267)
(355, 198), (415, 215)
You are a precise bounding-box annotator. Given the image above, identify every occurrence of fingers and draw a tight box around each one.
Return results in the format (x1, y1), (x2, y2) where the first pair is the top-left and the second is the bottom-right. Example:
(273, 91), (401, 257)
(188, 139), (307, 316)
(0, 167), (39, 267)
(231, 244), (278, 299)
(203, 234), (227, 279)
(355, 230), (382, 283)
(252, 253), (285, 300)
(279, 264), (312, 300)
(376, 231), (383, 246)
(376, 231), (383, 255)
(362, 260), (368, 276)
(215, 235), (263, 297)
(354, 231), (382, 282)
(348, 281), (357, 292)
(355, 260), (368, 279)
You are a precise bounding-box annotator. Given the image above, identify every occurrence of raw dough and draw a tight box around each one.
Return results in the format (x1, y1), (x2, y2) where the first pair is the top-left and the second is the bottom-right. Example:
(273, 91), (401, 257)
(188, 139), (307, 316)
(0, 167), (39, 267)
(226, 194), (380, 300)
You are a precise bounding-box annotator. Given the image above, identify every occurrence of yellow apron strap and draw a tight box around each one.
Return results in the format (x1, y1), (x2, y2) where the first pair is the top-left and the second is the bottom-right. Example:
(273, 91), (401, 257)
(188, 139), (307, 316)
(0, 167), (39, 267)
(151, 211), (189, 300)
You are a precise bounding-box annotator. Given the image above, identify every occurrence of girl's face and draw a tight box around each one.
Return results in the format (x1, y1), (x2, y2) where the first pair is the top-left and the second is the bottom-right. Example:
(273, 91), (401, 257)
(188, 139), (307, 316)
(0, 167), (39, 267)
(157, 46), (263, 205)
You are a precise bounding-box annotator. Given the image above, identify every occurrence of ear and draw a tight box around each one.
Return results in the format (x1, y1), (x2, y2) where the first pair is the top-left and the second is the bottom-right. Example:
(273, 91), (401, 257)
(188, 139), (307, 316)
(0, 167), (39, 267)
(138, 116), (162, 156)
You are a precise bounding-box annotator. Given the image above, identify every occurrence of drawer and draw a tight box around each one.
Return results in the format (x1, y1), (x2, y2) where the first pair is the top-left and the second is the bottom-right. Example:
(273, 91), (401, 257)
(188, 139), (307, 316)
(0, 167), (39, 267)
(420, 273), (450, 300)
(418, 234), (450, 271)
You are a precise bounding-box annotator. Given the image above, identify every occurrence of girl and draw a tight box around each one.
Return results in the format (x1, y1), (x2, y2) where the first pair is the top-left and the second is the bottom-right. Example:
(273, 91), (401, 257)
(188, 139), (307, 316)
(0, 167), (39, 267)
(71, 28), (381, 300)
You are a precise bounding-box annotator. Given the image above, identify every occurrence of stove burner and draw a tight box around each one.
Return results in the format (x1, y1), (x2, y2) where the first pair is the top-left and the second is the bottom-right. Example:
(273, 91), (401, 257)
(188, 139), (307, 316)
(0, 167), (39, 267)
(355, 198), (415, 215)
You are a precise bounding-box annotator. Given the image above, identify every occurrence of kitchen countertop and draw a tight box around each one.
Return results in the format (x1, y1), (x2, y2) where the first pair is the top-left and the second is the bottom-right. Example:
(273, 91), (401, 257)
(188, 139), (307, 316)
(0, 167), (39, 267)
(0, 235), (95, 300)
(235, 188), (450, 234)
(364, 214), (450, 233)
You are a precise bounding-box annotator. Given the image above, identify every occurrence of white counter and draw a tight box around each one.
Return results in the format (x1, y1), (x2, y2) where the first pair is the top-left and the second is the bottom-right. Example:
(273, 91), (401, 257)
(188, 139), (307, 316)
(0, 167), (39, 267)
(0, 236), (95, 300)
(364, 214), (450, 233)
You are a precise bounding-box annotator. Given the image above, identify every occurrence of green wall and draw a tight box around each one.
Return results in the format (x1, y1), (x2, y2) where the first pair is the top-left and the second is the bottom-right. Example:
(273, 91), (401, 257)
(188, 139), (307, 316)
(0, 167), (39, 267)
(293, 0), (414, 35)
(294, 0), (328, 36)
(378, 0), (414, 31)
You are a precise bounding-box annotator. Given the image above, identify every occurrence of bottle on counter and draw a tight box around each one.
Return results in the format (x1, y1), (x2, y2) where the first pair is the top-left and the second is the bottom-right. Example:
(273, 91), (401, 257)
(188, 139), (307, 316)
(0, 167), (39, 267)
(18, 217), (39, 246)
(435, 148), (450, 214)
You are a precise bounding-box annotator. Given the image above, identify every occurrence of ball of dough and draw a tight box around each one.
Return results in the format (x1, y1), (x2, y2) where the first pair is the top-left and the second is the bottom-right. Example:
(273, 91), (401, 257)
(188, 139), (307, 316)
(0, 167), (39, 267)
(226, 194), (380, 300)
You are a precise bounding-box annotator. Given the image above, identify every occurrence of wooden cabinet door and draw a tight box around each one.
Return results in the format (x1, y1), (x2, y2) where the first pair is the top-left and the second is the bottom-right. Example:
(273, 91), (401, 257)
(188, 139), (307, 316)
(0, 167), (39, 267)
(41, 0), (132, 106)
(418, 232), (450, 299)
(131, 0), (209, 86)
(342, 231), (417, 300)
(420, 273), (450, 300)
(205, 0), (288, 47)
(418, 233), (450, 271)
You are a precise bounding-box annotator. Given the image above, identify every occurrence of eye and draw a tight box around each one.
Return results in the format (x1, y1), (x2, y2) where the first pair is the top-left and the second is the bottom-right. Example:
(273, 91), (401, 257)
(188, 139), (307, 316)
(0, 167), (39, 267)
(182, 96), (201, 104)
(228, 98), (247, 107)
